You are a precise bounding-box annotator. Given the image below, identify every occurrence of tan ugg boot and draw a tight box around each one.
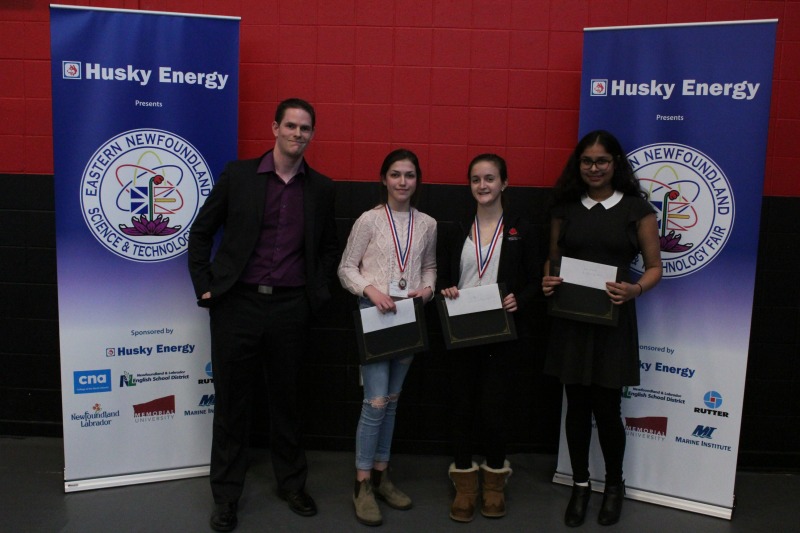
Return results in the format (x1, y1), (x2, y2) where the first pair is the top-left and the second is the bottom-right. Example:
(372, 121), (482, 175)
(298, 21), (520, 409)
(448, 462), (479, 522)
(480, 460), (512, 518)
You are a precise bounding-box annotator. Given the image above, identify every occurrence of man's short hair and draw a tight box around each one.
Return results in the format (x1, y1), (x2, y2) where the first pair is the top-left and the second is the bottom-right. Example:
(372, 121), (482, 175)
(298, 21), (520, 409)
(275, 98), (316, 128)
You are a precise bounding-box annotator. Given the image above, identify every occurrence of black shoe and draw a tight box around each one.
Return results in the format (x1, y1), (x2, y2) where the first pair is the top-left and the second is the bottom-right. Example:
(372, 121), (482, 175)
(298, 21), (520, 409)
(598, 482), (625, 526)
(210, 502), (238, 532)
(280, 489), (318, 517)
(564, 482), (591, 527)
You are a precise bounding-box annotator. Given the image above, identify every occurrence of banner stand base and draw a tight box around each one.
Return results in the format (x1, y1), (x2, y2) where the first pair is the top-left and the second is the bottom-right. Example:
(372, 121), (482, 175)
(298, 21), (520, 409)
(65, 465), (209, 493)
(552, 472), (733, 520)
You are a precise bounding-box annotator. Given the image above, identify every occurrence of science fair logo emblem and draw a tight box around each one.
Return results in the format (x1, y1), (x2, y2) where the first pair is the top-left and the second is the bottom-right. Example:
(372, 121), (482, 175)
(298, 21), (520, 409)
(590, 79), (608, 96)
(80, 128), (213, 262)
(628, 143), (733, 278)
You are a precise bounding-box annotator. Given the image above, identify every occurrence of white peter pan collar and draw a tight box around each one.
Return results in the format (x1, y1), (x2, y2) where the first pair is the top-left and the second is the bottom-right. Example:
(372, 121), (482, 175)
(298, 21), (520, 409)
(581, 190), (623, 210)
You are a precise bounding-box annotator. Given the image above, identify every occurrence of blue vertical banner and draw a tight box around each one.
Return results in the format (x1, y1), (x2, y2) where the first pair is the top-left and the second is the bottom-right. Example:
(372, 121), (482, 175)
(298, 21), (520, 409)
(50, 5), (239, 491)
(553, 21), (777, 518)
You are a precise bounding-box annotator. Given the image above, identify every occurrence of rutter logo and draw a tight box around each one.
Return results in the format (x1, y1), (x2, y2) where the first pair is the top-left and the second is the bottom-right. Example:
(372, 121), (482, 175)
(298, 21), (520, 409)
(628, 143), (733, 278)
(80, 129), (213, 262)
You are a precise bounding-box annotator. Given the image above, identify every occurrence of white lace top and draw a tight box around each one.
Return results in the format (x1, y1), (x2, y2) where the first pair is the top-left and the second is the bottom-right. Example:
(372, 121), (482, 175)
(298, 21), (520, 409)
(338, 205), (437, 297)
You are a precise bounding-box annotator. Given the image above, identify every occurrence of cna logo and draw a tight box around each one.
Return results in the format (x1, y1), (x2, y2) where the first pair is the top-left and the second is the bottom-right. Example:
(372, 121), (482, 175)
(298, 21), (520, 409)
(74, 369), (112, 394)
(132, 395), (176, 422)
(62, 61), (81, 79)
(625, 416), (667, 441)
(80, 128), (213, 262)
(691, 425), (716, 439)
(628, 143), (734, 278)
(590, 79), (608, 96)
(695, 390), (730, 418)
(198, 361), (214, 384)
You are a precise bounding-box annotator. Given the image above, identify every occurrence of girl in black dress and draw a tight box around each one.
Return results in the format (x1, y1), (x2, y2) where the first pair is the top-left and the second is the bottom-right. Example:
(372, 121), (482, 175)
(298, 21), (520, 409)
(542, 131), (662, 527)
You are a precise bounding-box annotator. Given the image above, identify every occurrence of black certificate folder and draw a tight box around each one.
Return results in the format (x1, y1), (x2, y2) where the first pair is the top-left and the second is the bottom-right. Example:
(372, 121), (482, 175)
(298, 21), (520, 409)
(548, 282), (618, 326)
(436, 284), (517, 350)
(353, 297), (429, 364)
(547, 259), (619, 326)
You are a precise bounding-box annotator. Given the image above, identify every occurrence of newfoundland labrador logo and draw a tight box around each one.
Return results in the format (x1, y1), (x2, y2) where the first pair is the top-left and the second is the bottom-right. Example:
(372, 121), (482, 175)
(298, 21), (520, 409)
(627, 143), (733, 278)
(80, 128), (213, 262)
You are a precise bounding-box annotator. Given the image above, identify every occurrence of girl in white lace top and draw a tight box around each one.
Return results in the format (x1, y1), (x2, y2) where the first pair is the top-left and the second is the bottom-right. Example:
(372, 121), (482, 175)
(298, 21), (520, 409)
(337, 149), (436, 526)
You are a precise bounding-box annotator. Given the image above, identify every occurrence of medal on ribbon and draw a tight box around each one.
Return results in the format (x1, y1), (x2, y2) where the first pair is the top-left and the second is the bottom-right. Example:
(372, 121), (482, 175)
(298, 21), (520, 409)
(474, 214), (503, 279)
(385, 205), (414, 295)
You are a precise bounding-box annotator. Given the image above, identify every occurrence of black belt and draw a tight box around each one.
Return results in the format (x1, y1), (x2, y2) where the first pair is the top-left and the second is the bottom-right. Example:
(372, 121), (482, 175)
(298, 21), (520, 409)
(235, 282), (304, 295)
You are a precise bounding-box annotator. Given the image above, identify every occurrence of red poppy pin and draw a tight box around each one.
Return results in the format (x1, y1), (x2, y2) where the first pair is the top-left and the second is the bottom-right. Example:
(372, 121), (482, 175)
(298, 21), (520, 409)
(507, 227), (520, 241)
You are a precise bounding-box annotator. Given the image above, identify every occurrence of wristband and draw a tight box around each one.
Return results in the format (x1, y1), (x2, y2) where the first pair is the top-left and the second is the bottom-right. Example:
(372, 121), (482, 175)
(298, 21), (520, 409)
(635, 282), (643, 296)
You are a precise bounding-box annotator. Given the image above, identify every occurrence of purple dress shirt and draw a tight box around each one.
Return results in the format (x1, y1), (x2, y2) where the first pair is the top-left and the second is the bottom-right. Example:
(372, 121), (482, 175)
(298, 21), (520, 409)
(240, 151), (306, 287)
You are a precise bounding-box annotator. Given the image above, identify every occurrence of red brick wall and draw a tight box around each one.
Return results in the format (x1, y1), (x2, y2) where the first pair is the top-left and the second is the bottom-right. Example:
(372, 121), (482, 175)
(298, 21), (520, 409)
(1, 0), (798, 195)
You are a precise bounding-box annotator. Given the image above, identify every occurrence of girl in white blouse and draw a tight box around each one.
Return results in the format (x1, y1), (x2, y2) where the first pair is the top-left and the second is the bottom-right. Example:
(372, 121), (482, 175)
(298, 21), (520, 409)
(338, 149), (437, 526)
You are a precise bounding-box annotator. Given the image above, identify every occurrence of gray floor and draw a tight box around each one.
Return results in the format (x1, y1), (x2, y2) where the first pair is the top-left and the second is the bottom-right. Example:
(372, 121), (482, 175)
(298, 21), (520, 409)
(3, 435), (798, 533)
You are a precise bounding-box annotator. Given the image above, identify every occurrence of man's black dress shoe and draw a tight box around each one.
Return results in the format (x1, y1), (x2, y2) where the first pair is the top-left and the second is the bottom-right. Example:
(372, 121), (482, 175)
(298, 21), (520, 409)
(210, 502), (238, 532)
(281, 489), (318, 517)
(598, 482), (625, 526)
(564, 482), (591, 527)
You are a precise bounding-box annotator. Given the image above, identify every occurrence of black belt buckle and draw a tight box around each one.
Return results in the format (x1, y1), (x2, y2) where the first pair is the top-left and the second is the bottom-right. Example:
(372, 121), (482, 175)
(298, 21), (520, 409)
(256, 285), (273, 295)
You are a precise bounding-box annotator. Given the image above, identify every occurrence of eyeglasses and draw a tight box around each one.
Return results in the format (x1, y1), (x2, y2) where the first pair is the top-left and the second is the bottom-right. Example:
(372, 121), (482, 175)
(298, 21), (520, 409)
(579, 157), (613, 170)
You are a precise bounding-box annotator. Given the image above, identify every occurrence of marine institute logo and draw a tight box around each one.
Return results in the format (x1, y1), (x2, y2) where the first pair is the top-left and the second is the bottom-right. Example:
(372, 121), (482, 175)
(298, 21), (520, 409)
(627, 143), (734, 278)
(80, 128), (213, 262)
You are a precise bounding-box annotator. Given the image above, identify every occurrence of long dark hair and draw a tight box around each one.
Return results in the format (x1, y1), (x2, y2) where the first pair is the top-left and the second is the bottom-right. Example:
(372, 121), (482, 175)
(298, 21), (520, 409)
(552, 130), (644, 205)
(378, 148), (422, 207)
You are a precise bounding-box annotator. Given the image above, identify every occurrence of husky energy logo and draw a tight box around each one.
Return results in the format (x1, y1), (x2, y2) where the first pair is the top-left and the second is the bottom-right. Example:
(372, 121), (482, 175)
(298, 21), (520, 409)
(628, 143), (733, 278)
(80, 128), (213, 262)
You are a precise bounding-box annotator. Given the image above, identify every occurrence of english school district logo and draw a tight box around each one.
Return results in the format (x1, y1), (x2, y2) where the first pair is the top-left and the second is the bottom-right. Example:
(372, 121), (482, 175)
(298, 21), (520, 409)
(80, 128), (213, 262)
(590, 79), (607, 96)
(628, 143), (733, 278)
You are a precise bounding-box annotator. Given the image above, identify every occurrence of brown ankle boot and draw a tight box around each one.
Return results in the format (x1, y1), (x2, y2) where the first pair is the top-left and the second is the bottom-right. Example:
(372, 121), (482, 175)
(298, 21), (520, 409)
(480, 460), (512, 518)
(371, 468), (412, 510)
(448, 462), (479, 522)
(353, 479), (382, 526)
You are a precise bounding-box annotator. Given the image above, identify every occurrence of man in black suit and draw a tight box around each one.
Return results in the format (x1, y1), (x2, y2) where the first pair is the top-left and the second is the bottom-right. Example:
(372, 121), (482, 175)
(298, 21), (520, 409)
(188, 98), (339, 532)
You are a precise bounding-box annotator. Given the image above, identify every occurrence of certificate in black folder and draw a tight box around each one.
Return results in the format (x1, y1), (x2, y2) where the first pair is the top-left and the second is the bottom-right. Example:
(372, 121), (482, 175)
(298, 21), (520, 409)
(547, 257), (619, 326)
(353, 297), (429, 364)
(436, 283), (517, 350)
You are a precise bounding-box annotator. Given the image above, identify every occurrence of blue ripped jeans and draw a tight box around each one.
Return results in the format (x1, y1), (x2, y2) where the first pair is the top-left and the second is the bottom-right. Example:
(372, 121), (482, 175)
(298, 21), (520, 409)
(355, 297), (414, 471)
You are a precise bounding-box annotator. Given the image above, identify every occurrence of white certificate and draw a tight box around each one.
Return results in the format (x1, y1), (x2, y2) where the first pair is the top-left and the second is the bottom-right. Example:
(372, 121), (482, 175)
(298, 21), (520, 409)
(559, 256), (617, 291)
(444, 283), (503, 317)
(360, 298), (417, 333)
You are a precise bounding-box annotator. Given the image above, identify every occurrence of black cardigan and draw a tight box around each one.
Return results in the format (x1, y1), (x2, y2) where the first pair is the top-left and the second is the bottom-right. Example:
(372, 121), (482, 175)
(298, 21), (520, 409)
(436, 212), (541, 337)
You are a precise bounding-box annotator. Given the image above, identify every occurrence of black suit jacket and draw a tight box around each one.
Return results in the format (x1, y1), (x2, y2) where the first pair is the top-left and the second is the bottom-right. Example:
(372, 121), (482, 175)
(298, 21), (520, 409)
(187, 151), (339, 314)
(436, 212), (541, 336)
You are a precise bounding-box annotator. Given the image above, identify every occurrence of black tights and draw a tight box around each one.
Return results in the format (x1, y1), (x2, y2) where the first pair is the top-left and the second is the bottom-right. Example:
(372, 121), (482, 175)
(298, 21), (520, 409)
(564, 383), (625, 485)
